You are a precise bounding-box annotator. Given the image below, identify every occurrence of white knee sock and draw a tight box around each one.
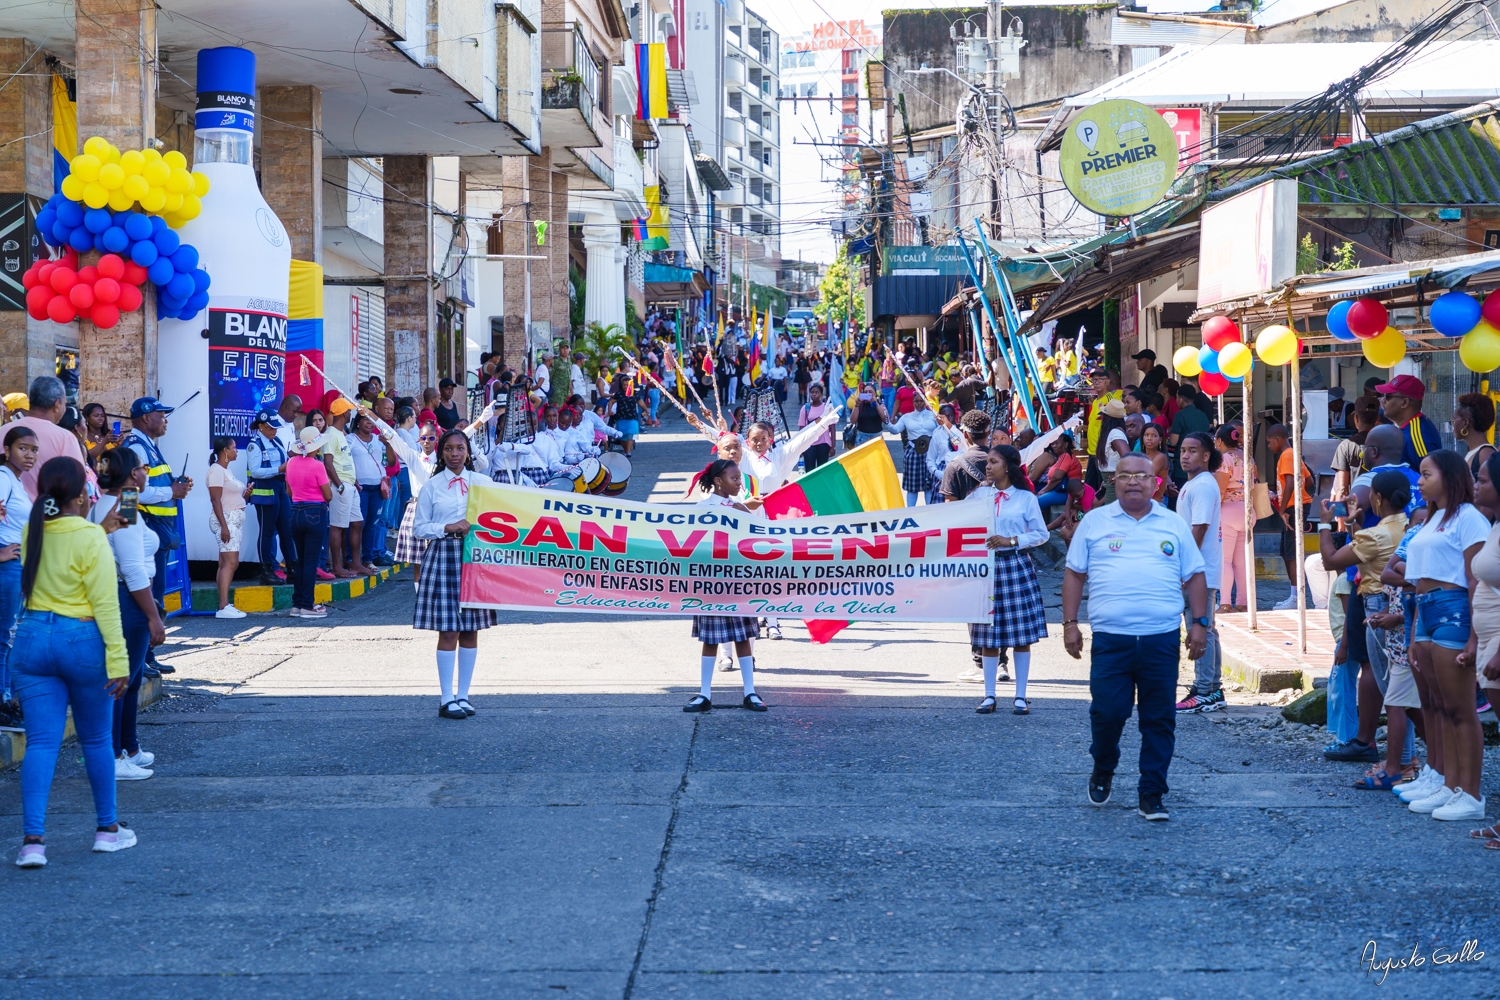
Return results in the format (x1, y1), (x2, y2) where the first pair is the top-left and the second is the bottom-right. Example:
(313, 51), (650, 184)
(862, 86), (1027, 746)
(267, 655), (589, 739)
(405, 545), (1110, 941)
(1014, 650), (1031, 703)
(436, 649), (456, 702)
(982, 655), (998, 698)
(740, 656), (756, 695)
(700, 656), (715, 698)
(457, 646), (478, 700)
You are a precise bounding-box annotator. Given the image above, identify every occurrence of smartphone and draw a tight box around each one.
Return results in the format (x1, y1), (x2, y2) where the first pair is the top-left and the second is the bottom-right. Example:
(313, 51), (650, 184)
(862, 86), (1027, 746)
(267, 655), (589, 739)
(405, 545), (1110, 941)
(1328, 500), (1349, 519)
(111, 420), (121, 435)
(117, 488), (139, 526)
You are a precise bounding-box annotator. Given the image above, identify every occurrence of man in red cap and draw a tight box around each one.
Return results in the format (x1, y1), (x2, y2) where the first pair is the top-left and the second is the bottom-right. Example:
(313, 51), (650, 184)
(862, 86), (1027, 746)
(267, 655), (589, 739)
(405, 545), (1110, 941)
(1375, 374), (1441, 471)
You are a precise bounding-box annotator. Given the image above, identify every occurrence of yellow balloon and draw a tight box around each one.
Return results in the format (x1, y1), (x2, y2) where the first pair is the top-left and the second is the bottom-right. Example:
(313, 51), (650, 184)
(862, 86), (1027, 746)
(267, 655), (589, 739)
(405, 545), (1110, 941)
(119, 150), (145, 175)
(107, 189), (135, 212)
(142, 147), (162, 163)
(69, 153), (101, 182)
(1255, 325), (1298, 366)
(162, 191), (184, 213)
(191, 172), (210, 198)
(1218, 340), (1253, 378)
(1361, 326), (1406, 368)
(1172, 345), (1202, 377)
(143, 160), (171, 186)
(165, 167), (193, 194)
(122, 174), (151, 201)
(162, 213), (184, 229)
(103, 144), (121, 164)
(162, 150), (188, 170)
(82, 136), (112, 159)
(140, 188), (167, 213)
(59, 174), (86, 201)
(1459, 320), (1500, 373)
(82, 182), (110, 209)
(177, 193), (202, 220)
(97, 163), (125, 190)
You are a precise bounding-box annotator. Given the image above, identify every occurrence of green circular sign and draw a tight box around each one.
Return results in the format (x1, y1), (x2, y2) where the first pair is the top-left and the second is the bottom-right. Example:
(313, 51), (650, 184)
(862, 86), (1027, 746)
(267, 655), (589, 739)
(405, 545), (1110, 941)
(1059, 99), (1179, 217)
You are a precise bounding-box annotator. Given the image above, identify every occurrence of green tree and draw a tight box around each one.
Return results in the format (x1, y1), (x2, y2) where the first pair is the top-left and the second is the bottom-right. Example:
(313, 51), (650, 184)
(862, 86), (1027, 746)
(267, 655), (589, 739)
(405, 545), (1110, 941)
(572, 321), (634, 382)
(813, 244), (866, 330)
(1297, 234), (1361, 274)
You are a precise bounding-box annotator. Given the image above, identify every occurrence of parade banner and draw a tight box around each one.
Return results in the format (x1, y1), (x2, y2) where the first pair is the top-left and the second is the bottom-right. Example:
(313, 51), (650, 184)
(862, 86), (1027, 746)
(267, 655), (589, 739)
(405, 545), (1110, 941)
(459, 483), (993, 622)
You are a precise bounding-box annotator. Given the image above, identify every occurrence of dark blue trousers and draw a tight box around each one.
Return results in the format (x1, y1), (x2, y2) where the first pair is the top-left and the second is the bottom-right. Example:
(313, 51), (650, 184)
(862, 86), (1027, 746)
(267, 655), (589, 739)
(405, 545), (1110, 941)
(1088, 629), (1180, 796)
(253, 479), (295, 576)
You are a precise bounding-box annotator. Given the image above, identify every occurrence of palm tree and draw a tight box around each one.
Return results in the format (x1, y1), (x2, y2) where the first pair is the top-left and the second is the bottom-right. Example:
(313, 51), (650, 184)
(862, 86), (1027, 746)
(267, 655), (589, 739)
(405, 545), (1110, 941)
(572, 322), (635, 382)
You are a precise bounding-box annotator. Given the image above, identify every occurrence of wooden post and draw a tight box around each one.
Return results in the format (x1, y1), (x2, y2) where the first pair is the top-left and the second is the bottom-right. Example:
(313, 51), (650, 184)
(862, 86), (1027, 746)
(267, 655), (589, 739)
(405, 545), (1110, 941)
(1241, 313), (1258, 633)
(1290, 328), (1306, 653)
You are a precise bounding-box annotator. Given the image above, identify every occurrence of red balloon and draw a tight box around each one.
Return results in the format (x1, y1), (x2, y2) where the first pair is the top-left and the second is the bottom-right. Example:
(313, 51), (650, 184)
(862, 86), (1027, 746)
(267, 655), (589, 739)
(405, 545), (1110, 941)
(1347, 298), (1388, 339)
(121, 261), (149, 287)
(61, 247), (78, 267)
(93, 277), (121, 304)
(1199, 371), (1231, 397)
(48, 266), (77, 294)
(1484, 290), (1500, 329)
(90, 303), (121, 329)
(69, 283), (95, 310)
(25, 285), (53, 319)
(115, 283), (143, 312)
(35, 261), (56, 285)
(1202, 316), (1240, 351)
(77, 265), (99, 285)
(96, 253), (125, 281)
(21, 265), (38, 290)
(46, 295), (77, 324)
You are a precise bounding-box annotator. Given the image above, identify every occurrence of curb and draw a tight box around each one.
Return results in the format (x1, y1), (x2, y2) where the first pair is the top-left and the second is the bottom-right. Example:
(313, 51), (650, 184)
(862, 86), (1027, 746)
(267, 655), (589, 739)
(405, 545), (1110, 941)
(190, 563), (408, 613)
(1220, 647), (1308, 694)
(1, 673), (162, 770)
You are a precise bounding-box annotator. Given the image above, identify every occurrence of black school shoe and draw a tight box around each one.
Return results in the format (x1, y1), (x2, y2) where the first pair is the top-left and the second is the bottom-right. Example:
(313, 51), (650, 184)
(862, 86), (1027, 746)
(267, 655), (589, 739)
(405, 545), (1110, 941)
(683, 695), (712, 713)
(1138, 793), (1169, 821)
(1088, 770), (1113, 806)
(743, 693), (768, 712)
(439, 701), (468, 720)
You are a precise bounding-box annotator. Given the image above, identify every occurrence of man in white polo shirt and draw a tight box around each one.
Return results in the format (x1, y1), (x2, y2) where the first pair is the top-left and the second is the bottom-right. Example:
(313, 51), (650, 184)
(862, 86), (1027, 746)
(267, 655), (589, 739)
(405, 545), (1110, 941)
(1062, 452), (1209, 822)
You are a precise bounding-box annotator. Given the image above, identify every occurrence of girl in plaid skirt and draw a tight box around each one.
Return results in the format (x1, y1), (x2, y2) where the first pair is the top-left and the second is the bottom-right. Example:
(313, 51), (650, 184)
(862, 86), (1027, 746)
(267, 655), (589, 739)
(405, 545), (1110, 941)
(413, 430), (498, 720)
(682, 459), (767, 714)
(968, 445), (1049, 716)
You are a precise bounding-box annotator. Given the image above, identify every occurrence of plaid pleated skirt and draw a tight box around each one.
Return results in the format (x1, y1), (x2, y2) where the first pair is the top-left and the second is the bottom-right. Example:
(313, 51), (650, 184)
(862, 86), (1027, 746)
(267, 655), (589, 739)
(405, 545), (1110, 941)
(902, 446), (933, 494)
(968, 548), (1048, 649)
(692, 615), (759, 644)
(393, 500), (423, 563)
(412, 536), (498, 632)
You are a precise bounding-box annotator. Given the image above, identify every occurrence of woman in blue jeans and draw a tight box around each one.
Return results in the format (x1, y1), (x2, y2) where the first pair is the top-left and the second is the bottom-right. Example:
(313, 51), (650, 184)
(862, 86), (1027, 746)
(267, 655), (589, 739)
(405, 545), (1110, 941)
(286, 427), (334, 619)
(91, 448), (168, 780)
(0, 425), (39, 719)
(12, 457), (133, 868)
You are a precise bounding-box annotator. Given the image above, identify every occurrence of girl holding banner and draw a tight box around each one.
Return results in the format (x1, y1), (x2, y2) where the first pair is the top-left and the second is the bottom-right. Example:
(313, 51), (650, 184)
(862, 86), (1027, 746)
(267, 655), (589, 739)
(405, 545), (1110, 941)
(682, 459), (767, 714)
(413, 430), (498, 721)
(969, 445), (1049, 716)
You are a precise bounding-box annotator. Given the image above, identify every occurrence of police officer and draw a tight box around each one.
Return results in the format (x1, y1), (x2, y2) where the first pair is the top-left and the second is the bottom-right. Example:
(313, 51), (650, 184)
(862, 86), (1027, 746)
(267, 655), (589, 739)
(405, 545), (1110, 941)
(244, 408), (295, 585)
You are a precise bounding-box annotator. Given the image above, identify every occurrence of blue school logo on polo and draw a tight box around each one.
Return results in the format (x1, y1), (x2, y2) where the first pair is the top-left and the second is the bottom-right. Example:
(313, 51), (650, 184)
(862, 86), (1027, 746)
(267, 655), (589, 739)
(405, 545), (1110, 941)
(1160, 540), (1175, 556)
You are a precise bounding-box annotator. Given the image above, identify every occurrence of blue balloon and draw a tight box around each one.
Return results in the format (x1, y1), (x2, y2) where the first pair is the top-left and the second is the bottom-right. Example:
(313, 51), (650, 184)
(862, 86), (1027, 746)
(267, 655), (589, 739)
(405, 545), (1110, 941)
(1197, 343), (1221, 375)
(1429, 290), (1482, 338)
(56, 199), (84, 228)
(35, 207), (56, 236)
(150, 214), (168, 236)
(123, 213), (153, 242)
(130, 240), (159, 267)
(166, 272), (195, 300)
(101, 226), (130, 253)
(68, 227), (95, 252)
(50, 222), (72, 247)
(83, 208), (113, 234)
(1327, 300), (1357, 342)
(152, 228), (181, 256)
(191, 268), (211, 294)
(170, 245), (199, 272)
(146, 258), (176, 286)
(186, 290), (210, 313)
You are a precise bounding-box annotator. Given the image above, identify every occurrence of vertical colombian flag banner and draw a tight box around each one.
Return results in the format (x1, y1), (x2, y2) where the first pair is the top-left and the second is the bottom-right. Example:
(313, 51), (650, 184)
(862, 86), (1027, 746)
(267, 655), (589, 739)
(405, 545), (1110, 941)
(636, 43), (668, 120)
(285, 260), (325, 410)
(52, 75), (76, 194)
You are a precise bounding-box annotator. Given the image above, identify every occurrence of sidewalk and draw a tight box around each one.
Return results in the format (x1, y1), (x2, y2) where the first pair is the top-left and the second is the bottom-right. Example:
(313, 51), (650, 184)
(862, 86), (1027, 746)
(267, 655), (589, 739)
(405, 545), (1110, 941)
(190, 562), (408, 613)
(1218, 608), (1333, 693)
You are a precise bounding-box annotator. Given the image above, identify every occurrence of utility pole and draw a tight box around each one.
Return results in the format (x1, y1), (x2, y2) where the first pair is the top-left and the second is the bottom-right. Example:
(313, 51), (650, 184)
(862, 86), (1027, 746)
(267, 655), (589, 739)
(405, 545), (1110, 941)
(987, 0), (1001, 243)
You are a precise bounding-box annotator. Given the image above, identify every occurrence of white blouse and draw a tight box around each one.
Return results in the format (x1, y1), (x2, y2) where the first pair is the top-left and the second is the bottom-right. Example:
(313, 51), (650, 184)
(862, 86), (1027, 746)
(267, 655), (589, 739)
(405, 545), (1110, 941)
(414, 468), (494, 540)
(968, 484), (1049, 550)
(740, 408), (840, 495)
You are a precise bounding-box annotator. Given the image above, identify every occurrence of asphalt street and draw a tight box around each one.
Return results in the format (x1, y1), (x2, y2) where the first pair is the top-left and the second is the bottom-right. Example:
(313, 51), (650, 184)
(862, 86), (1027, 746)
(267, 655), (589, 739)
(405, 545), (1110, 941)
(2, 409), (1497, 999)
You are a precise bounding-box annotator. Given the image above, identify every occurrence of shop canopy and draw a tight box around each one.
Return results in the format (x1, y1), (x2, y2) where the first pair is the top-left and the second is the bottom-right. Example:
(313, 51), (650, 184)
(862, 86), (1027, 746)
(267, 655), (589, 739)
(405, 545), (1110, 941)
(644, 263), (708, 301)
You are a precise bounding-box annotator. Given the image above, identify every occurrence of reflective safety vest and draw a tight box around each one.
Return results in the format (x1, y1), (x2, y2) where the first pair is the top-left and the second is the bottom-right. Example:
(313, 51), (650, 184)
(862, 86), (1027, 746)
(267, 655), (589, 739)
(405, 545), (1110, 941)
(244, 433), (288, 503)
(122, 430), (177, 517)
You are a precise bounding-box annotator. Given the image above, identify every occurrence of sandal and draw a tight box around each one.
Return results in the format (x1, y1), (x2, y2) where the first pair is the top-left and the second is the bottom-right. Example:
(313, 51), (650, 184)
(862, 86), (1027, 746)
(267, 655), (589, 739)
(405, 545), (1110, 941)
(1468, 824), (1500, 840)
(975, 696), (997, 714)
(1485, 839), (1500, 851)
(1353, 770), (1401, 791)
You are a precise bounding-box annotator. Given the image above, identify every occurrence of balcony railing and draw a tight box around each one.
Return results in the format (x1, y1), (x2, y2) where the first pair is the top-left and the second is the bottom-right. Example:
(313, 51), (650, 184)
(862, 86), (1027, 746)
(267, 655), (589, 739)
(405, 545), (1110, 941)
(540, 24), (600, 123)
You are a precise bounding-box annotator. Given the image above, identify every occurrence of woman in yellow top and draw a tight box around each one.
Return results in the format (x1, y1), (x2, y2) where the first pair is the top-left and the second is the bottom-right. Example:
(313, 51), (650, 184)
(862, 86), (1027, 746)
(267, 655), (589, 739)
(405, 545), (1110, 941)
(12, 457), (132, 869)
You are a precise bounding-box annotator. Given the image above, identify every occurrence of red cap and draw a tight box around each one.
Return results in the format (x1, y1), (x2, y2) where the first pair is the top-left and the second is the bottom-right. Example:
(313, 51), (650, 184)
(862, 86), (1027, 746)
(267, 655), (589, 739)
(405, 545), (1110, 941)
(1374, 374), (1424, 401)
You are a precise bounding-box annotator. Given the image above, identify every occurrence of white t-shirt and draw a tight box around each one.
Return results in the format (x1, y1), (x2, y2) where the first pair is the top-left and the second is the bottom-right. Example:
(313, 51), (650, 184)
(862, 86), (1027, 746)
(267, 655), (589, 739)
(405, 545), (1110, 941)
(1177, 471), (1222, 591)
(205, 464), (247, 513)
(1404, 503), (1491, 588)
(1102, 428), (1129, 472)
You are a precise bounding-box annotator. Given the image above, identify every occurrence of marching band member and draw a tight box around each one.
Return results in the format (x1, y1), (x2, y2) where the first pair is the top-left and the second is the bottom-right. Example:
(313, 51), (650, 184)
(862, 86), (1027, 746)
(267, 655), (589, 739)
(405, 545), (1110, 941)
(968, 444), (1049, 716)
(413, 429), (498, 720)
(681, 459), (767, 714)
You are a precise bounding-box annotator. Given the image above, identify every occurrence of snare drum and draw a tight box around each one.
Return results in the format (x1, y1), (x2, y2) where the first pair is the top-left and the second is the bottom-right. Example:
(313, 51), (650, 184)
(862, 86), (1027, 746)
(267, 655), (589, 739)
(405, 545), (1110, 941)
(542, 477), (576, 492)
(577, 456), (607, 492)
(599, 452), (631, 488)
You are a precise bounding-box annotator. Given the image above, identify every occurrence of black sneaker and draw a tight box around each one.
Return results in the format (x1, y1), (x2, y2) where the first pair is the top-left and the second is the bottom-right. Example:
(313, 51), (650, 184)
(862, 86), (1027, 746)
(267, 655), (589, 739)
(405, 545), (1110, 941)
(1138, 793), (1169, 821)
(1088, 770), (1113, 806)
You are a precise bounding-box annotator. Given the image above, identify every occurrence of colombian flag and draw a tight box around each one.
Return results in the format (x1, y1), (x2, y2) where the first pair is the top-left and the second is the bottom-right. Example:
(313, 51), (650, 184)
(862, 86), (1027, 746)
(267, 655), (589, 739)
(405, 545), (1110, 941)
(636, 43), (668, 120)
(760, 439), (904, 643)
(52, 75), (76, 193)
(285, 260), (325, 410)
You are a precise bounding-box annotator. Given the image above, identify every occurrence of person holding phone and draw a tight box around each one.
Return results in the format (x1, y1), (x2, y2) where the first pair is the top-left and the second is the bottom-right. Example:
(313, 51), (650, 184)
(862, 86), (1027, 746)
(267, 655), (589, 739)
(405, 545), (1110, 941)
(0, 425), (39, 725)
(90, 448), (167, 781)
